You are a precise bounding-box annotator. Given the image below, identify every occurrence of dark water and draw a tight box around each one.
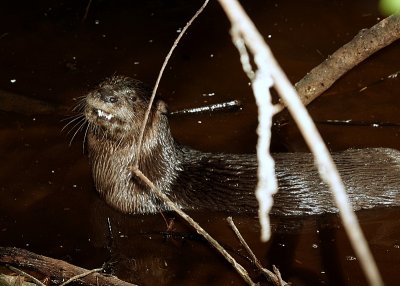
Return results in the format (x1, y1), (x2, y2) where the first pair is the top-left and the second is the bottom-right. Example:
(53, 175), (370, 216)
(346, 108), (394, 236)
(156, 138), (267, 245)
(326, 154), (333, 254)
(0, 0), (399, 285)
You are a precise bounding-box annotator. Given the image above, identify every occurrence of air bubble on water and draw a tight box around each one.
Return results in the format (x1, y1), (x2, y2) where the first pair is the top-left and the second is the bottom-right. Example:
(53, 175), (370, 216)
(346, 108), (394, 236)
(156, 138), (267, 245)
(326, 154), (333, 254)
(346, 256), (357, 261)
(202, 92), (215, 97)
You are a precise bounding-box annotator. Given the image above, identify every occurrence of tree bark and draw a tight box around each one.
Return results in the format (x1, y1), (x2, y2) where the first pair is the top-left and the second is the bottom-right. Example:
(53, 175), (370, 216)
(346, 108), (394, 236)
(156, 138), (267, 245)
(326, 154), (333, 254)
(0, 247), (136, 286)
(294, 14), (400, 107)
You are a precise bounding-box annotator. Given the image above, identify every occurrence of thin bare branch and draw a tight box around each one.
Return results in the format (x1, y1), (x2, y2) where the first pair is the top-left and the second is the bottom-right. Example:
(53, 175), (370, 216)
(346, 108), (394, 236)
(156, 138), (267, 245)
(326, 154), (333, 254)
(7, 265), (46, 286)
(227, 217), (288, 286)
(82, 0), (93, 22)
(130, 166), (256, 286)
(134, 0), (210, 167)
(59, 268), (103, 286)
(217, 0), (384, 285)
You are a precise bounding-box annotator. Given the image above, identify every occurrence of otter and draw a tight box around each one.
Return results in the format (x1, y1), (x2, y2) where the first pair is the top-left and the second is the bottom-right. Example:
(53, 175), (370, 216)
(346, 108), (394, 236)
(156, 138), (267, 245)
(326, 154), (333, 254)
(83, 75), (400, 216)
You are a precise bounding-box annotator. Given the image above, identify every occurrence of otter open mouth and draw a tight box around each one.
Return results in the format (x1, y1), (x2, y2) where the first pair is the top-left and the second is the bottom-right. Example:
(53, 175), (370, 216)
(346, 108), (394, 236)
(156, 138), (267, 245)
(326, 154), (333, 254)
(93, 108), (114, 121)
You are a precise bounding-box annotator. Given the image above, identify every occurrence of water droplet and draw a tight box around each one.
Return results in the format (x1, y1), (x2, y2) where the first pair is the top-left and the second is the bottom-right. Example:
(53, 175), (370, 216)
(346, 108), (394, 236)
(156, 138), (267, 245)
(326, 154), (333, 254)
(202, 92), (215, 97)
(95, 19), (100, 25)
(312, 243), (318, 249)
(10, 79), (16, 83)
(346, 255), (357, 261)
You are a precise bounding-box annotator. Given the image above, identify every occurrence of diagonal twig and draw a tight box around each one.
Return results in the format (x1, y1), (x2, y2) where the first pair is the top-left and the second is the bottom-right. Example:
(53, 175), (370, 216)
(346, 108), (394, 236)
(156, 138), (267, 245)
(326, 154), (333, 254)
(227, 217), (288, 286)
(130, 166), (257, 286)
(134, 0), (210, 167)
(7, 265), (46, 286)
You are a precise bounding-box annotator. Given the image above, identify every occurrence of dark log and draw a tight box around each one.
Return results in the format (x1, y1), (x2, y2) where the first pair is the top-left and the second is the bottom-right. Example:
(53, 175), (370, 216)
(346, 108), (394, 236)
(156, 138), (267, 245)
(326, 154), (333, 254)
(0, 247), (136, 286)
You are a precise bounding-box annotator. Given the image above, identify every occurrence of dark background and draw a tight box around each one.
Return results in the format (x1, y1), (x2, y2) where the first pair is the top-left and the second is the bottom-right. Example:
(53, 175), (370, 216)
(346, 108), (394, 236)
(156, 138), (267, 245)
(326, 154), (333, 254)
(0, 1), (399, 285)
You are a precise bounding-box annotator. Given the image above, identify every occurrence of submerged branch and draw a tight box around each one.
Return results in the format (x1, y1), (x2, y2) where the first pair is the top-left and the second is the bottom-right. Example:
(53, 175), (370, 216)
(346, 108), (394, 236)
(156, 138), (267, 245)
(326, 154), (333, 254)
(0, 89), (64, 116)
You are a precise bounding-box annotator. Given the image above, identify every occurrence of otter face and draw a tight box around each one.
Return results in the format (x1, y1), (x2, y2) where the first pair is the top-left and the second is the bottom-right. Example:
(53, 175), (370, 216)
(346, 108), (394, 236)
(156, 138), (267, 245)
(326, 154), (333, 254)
(85, 76), (151, 141)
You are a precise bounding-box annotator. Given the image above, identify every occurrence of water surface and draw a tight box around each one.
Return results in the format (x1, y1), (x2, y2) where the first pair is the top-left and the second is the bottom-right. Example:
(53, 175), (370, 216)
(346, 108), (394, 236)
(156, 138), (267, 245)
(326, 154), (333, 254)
(0, 1), (399, 285)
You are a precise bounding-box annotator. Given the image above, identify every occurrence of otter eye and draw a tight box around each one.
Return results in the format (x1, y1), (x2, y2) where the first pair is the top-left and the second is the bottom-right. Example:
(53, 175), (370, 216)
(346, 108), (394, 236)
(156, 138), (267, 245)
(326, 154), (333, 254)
(109, 97), (118, 103)
(129, 95), (137, 102)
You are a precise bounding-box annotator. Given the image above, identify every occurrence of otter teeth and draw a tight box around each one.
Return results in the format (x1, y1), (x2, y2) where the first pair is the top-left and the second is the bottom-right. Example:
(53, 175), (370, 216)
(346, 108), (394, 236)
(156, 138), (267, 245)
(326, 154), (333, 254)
(97, 109), (113, 120)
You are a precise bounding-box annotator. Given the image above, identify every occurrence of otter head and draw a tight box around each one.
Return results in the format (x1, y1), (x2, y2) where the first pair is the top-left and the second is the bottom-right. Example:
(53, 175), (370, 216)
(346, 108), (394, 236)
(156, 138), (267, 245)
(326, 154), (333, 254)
(85, 76), (165, 143)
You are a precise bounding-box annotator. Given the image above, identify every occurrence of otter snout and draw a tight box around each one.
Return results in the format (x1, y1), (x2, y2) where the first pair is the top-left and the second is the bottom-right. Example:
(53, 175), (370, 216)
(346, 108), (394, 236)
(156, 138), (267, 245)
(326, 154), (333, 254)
(99, 88), (118, 103)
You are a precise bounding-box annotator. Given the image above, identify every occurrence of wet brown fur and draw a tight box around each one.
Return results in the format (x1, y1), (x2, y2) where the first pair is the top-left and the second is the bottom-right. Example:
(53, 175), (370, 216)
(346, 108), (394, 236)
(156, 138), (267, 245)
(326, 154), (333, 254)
(83, 76), (400, 216)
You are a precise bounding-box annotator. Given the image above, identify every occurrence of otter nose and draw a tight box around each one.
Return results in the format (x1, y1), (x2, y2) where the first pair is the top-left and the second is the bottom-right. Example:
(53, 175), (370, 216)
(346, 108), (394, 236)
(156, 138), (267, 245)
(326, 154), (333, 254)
(99, 89), (118, 103)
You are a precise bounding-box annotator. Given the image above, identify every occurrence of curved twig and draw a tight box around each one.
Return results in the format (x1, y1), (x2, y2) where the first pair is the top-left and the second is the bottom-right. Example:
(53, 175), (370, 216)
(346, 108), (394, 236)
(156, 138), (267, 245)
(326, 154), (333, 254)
(134, 0), (210, 167)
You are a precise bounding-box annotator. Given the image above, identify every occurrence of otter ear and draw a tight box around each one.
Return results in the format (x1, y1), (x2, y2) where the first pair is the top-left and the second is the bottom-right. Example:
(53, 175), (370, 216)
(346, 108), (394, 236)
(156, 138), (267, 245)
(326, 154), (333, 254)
(155, 100), (168, 115)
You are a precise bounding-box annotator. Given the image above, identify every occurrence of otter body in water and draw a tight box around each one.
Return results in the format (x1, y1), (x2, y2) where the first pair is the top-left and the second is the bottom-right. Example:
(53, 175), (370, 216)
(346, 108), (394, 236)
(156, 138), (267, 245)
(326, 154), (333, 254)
(84, 76), (400, 216)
